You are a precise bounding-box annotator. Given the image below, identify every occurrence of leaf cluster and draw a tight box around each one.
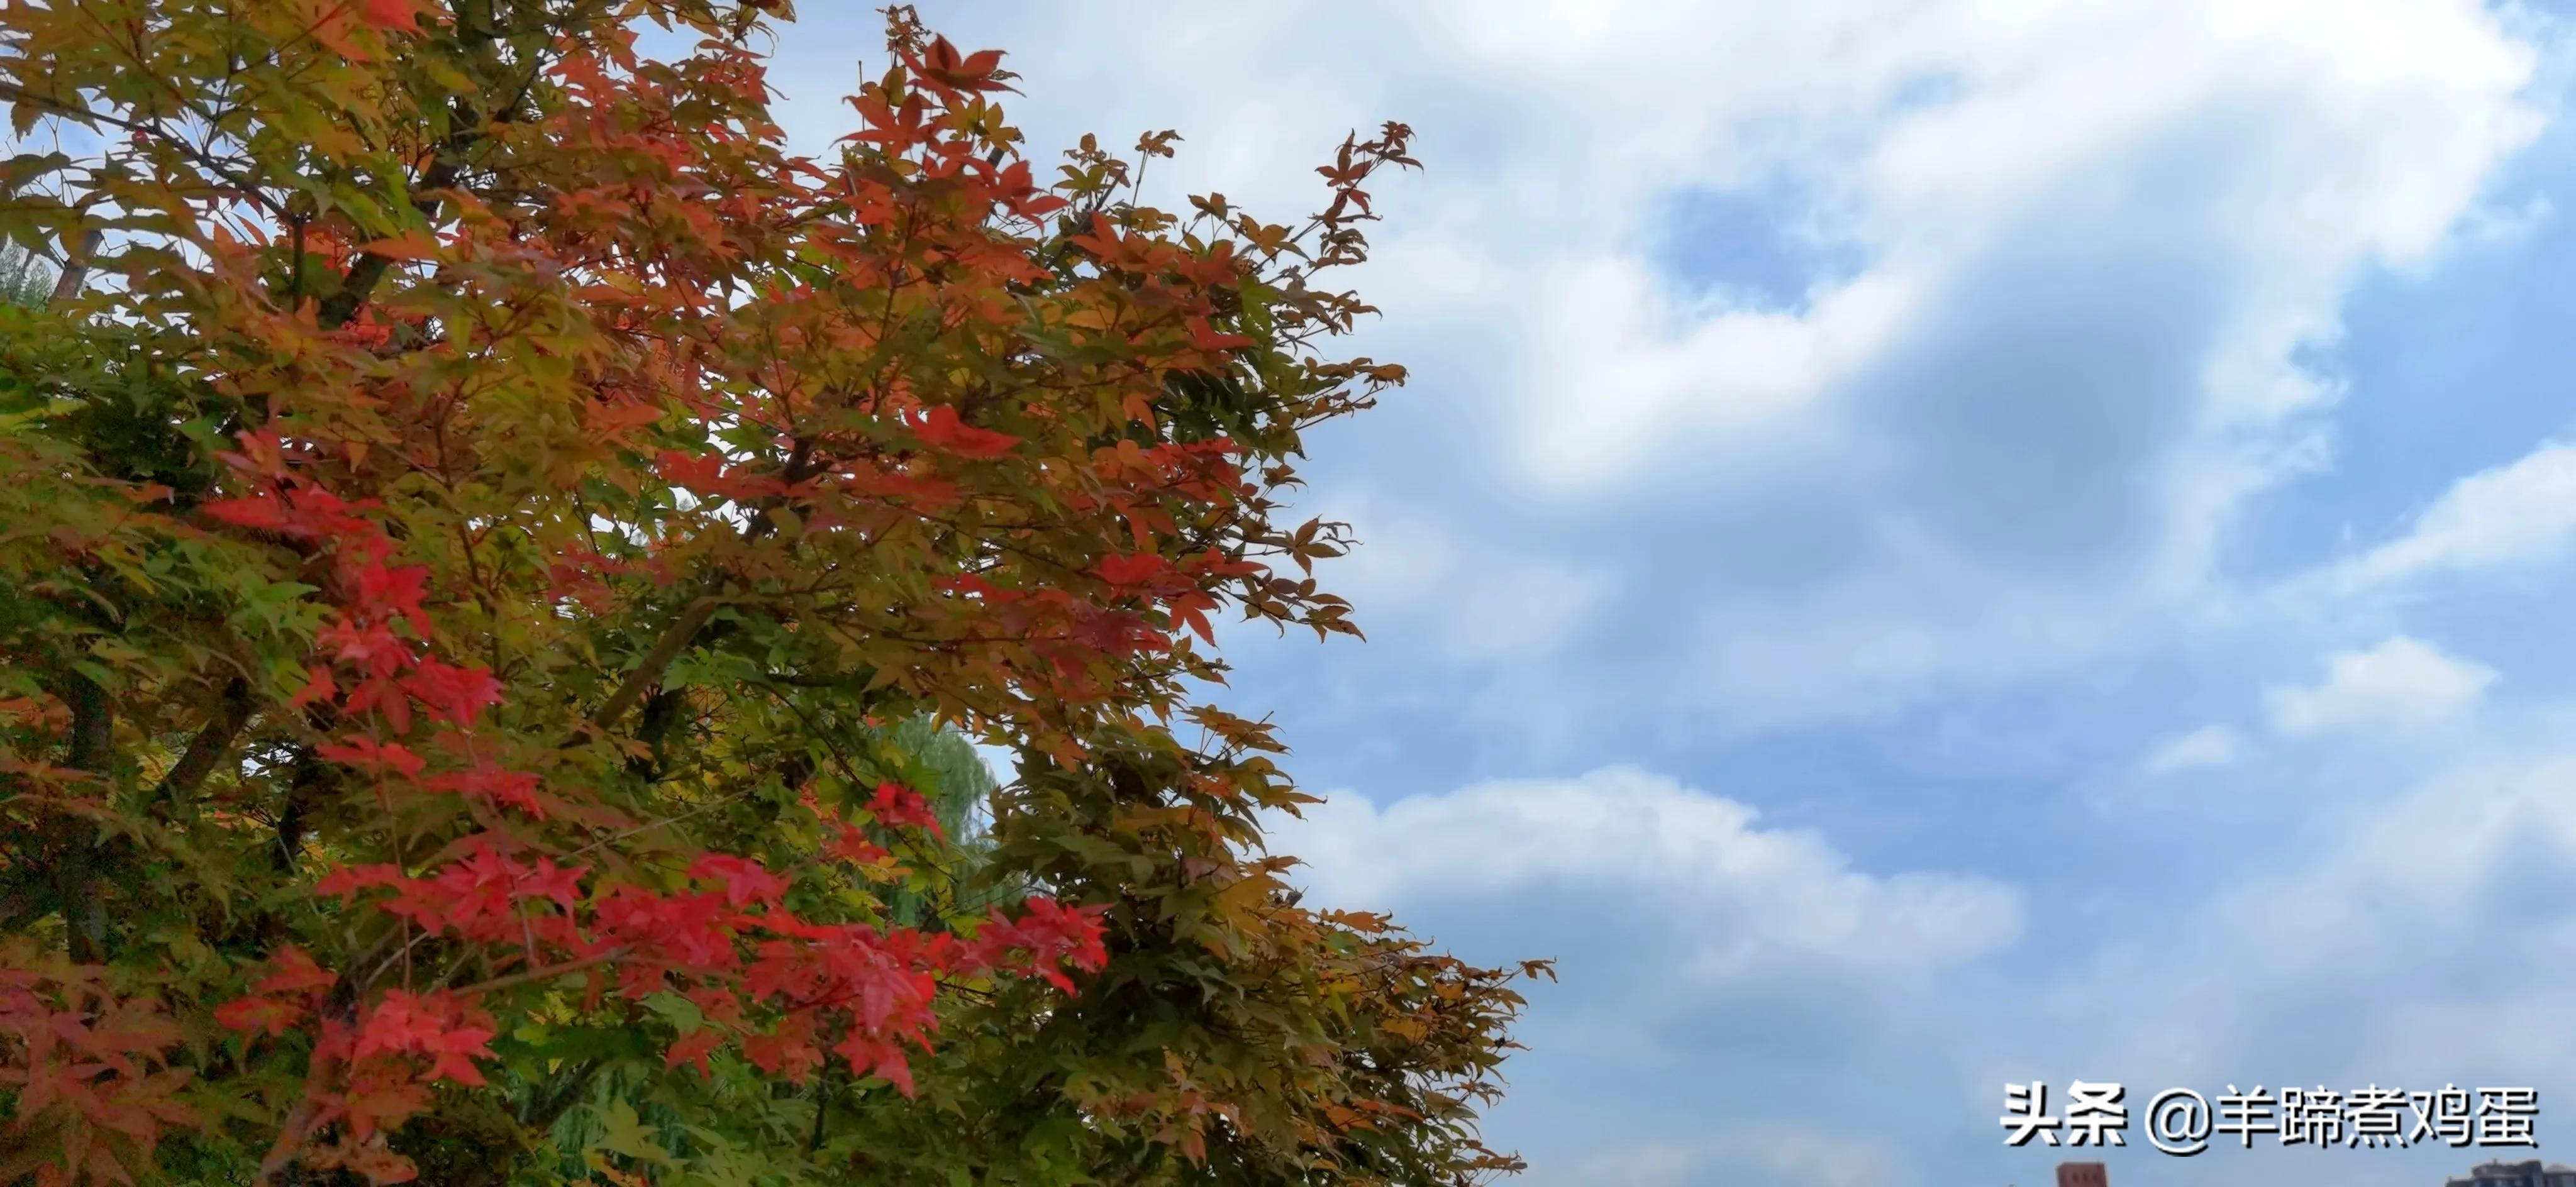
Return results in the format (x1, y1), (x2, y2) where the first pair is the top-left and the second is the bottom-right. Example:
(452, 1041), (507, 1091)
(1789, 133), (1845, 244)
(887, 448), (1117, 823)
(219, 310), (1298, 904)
(0, 3), (1541, 1184)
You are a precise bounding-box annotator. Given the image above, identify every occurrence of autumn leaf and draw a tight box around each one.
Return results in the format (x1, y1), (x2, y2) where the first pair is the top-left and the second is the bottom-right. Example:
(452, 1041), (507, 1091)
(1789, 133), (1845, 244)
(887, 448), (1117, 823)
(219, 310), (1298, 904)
(354, 0), (430, 33)
(0, 4), (1532, 1184)
(906, 404), (1021, 459)
(352, 229), (440, 261)
(663, 1029), (723, 1076)
(1092, 552), (1170, 587)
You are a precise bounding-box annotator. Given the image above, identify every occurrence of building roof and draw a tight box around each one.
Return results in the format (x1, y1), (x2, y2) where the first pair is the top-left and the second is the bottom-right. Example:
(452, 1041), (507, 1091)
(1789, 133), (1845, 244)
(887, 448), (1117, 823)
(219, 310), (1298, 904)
(2451, 1162), (2576, 1180)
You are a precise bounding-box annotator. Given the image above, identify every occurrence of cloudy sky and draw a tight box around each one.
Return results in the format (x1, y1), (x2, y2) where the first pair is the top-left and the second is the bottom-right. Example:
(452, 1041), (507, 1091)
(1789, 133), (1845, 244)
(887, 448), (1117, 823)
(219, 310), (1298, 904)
(764, 3), (2576, 1183)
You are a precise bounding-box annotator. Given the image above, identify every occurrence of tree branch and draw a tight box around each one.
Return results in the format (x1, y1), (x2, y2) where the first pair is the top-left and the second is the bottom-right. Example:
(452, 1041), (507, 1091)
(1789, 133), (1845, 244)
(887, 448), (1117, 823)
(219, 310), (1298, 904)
(451, 947), (627, 997)
(592, 595), (721, 732)
(588, 438), (823, 733)
(44, 670), (114, 962)
(271, 749), (331, 874)
(314, 148), (467, 329)
(47, 228), (99, 304)
(154, 675), (253, 800)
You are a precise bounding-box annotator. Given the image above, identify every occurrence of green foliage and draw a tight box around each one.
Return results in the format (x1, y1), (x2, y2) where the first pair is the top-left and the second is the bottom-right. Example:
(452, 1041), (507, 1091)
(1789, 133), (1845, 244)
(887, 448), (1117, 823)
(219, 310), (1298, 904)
(0, 3), (1543, 1185)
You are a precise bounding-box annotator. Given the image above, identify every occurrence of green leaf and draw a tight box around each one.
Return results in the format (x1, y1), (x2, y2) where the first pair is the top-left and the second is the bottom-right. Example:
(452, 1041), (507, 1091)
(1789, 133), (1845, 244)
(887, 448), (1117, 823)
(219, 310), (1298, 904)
(641, 991), (703, 1033)
(589, 1100), (675, 1166)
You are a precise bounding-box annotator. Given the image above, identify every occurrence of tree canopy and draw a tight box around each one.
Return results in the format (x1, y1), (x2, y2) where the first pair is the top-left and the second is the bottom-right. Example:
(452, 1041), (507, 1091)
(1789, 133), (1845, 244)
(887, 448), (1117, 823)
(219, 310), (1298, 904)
(0, 2), (1542, 1184)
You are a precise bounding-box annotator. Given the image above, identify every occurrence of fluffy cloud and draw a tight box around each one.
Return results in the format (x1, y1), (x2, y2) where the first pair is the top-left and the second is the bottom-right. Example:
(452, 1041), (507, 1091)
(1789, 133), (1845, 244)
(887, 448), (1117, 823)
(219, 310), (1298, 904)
(1400, 0), (2546, 490)
(1271, 767), (2022, 988)
(2003, 731), (2576, 1112)
(2264, 636), (2497, 736)
(790, 0), (2549, 736)
(2336, 439), (2576, 588)
(2234, 744), (2576, 1080)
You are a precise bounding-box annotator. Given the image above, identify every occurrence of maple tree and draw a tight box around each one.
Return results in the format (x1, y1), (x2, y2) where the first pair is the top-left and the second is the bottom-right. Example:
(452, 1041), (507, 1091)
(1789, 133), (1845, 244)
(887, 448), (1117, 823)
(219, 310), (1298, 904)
(0, 1), (1545, 1184)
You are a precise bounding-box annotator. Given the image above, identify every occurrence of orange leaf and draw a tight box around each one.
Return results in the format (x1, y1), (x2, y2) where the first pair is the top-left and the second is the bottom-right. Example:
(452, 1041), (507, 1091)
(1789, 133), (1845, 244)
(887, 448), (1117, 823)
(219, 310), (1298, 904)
(354, 230), (441, 262)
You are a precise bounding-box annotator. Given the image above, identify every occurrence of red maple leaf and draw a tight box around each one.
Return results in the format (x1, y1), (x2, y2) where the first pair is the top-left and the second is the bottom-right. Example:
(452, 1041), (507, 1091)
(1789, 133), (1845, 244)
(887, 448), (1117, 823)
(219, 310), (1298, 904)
(348, 561), (431, 631)
(214, 995), (304, 1038)
(867, 782), (943, 838)
(401, 658), (504, 726)
(316, 737), (427, 781)
(254, 947), (341, 996)
(421, 1022), (495, 1086)
(355, 0), (428, 32)
(287, 663), (338, 710)
(1092, 552), (1169, 587)
(689, 854), (790, 908)
(423, 763), (545, 817)
(825, 824), (891, 867)
(315, 863), (407, 900)
(832, 1032), (918, 1097)
(908, 405), (1021, 459)
(665, 1029), (723, 1076)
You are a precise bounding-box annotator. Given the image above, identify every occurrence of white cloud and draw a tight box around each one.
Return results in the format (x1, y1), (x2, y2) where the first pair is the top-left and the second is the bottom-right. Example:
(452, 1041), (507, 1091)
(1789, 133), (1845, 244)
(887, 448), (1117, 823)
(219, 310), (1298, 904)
(2455, 192), (2557, 249)
(1514, 262), (1918, 483)
(1272, 766), (2022, 985)
(2145, 724), (2243, 773)
(2014, 729), (2576, 1111)
(2337, 440), (2576, 588)
(807, 0), (2552, 735)
(2264, 636), (2496, 737)
(1313, 497), (1614, 662)
(860, 0), (2541, 479)
(1432, 0), (2546, 723)
(1459, 0), (2543, 482)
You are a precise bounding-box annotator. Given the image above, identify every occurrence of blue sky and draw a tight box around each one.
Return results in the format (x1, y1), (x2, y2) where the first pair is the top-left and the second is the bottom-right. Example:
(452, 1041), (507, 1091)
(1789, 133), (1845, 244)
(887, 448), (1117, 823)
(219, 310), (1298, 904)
(765, 3), (2576, 1183)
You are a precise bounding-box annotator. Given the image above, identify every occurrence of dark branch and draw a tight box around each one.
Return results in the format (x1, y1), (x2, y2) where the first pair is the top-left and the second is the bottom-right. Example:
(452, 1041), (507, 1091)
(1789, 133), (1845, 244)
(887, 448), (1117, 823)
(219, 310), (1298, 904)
(592, 595), (722, 732)
(154, 675), (253, 800)
(48, 228), (99, 304)
(589, 440), (823, 733)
